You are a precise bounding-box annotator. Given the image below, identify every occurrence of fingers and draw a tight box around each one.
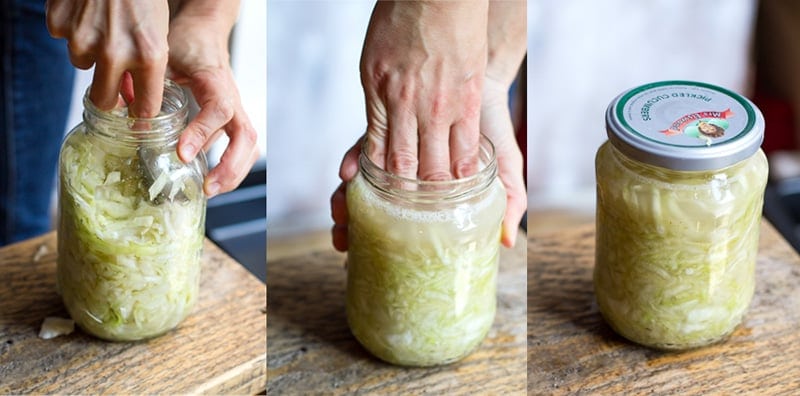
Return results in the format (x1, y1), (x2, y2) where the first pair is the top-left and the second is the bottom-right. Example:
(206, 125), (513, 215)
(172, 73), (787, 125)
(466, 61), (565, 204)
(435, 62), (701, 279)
(200, 109), (258, 197)
(363, 99), (389, 171)
(332, 224), (348, 252)
(449, 119), (481, 179)
(177, 69), (257, 197)
(479, 86), (527, 248)
(178, 74), (236, 163)
(45, 0), (72, 38)
(128, 61), (168, 118)
(333, 139), (359, 252)
(47, 0), (170, 115)
(497, 150), (526, 248)
(330, 182), (348, 252)
(119, 72), (136, 105)
(339, 139), (362, 182)
(89, 60), (125, 111)
(384, 100), (419, 179)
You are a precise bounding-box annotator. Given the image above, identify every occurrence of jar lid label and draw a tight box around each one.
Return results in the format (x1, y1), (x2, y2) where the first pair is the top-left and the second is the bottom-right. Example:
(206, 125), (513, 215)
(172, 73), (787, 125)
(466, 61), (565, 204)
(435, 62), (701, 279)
(606, 81), (764, 171)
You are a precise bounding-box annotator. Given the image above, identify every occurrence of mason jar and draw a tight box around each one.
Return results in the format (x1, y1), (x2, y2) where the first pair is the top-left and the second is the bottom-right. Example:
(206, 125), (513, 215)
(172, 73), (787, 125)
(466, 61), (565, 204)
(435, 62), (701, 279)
(57, 80), (207, 341)
(594, 80), (769, 350)
(346, 135), (506, 366)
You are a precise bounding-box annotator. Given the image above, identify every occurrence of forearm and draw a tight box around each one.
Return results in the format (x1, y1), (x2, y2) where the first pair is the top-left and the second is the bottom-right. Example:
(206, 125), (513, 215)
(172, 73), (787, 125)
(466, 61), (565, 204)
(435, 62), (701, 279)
(169, 0), (240, 32)
(363, 0), (489, 73)
(166, 0), (241, 72)
(486, 0), (526, 87)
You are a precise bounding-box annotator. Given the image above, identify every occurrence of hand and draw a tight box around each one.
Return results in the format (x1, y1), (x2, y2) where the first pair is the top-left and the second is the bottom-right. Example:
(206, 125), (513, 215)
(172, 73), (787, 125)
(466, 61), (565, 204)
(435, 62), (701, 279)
(482, 0), (527, 247)
(481, 77), (526, 247)
(330, 79), (526, 251)
(332, 0), (527, 251)
(359, 1), (488, 181)
(331, 1), (489, 252)
(167, 5), (259, 198)
(46, 0), (169, 117)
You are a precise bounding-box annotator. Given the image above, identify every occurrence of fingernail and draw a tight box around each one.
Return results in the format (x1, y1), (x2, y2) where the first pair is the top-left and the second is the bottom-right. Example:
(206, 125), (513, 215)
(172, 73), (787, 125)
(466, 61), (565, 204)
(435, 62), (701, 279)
(207, 182), (221, 197)
(180, 144), (196, 162)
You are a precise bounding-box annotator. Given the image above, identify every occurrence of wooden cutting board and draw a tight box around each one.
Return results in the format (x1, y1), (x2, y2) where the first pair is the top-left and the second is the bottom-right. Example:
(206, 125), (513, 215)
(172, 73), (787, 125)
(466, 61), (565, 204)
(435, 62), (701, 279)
(528, 220), (800, 395)
(267, 233), (527, 395)
(0, 232), (266, 394)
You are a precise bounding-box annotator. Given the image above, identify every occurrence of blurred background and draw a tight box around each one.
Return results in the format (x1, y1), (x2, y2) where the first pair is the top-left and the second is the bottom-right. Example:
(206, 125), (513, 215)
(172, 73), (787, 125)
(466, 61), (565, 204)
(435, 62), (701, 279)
(267, 1), (372, 244)
(266, 1), (373, 258)
(62, 0), (267, 281)
(526, 0), (800, 250)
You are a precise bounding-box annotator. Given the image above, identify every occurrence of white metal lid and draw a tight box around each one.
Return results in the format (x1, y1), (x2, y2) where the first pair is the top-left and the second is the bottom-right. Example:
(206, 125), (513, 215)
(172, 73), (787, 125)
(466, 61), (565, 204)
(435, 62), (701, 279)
(606, 80), (764, 171)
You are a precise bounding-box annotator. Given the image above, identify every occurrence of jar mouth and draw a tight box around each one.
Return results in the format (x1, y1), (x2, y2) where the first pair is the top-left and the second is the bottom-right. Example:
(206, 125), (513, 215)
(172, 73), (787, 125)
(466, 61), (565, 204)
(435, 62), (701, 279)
(358, 134), (498, 203)
(82, 79), (189, 143)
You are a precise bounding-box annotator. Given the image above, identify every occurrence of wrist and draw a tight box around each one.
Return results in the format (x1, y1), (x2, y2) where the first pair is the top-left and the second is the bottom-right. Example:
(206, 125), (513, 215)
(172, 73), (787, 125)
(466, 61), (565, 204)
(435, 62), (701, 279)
(486, 0), (526, 87)
(171, 0), (240, 31)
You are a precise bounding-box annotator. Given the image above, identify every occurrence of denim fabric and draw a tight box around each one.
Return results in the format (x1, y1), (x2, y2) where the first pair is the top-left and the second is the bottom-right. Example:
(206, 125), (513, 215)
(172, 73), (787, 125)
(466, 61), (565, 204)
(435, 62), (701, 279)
(0, 0), (74, 245)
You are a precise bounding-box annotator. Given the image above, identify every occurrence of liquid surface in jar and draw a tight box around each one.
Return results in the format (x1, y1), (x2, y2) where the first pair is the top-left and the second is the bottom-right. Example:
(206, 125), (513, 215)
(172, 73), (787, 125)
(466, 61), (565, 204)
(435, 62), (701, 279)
(345, 173), (506, 366)
(594, 142), (768, 349)
(57, 130), (205, 341)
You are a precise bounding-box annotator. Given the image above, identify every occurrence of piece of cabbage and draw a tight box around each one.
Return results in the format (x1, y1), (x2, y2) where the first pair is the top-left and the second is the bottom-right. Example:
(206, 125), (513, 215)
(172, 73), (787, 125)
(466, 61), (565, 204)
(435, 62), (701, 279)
(39, 317), (75, 339)
(594, 142), (768, 349)
(57, 130), (205, 341)
(345, 174), (505, 366)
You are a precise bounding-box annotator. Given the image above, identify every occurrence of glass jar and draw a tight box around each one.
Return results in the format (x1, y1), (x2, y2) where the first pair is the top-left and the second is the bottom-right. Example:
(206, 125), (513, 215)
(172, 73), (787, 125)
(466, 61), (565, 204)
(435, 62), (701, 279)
(595, 81), (768, 350)
(57, 80), (207, 341)
(346, 135), (506, 366)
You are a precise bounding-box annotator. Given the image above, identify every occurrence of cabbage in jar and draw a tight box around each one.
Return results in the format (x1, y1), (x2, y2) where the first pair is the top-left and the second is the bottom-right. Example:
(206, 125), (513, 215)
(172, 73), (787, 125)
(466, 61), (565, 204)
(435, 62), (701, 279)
(595, 81), (768, 350)
(346, 136), (506, 366)
(57, 80), (207, 341)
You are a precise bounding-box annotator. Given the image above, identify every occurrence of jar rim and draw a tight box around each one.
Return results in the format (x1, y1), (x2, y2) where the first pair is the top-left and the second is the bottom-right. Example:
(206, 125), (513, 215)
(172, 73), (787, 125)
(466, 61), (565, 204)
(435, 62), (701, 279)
(82, 79), (188, 123)
(358, 134), (498, 202)
(82, 79), (189, 143)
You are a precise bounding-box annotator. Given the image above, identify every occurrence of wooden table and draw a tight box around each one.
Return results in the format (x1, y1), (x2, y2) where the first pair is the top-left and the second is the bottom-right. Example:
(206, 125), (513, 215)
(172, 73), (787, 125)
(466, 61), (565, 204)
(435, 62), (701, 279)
(0, 232), (267, 394)
(267, 233), (527, 395)
(529, 221), (800, 395)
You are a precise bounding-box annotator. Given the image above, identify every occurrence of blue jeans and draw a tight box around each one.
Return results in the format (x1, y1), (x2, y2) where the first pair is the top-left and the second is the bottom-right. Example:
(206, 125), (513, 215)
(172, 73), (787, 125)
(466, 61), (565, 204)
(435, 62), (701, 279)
(0, 0), (75, 246)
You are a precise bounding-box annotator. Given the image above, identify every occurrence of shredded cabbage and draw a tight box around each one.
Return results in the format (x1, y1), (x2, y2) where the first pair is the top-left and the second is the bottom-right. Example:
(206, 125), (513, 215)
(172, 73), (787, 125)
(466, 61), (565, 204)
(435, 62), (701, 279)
(594, 142), (768, 349)
(39, 317), (75, 339)
(345, 173), (505, 366)
(57, 129), (205, 341)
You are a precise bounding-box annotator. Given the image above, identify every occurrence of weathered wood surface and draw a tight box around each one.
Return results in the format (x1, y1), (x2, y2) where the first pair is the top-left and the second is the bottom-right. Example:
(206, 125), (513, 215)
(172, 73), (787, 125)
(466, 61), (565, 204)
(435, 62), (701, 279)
(528, 221), (800, 395)
(267, 233), (527, 395)
(0, 232), (267, 394)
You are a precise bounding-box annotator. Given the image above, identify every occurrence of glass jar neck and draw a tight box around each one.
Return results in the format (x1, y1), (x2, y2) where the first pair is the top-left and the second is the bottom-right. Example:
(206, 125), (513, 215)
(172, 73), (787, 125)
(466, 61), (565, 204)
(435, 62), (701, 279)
(82, 79), (188, 146)
(359, 134), (498, 205)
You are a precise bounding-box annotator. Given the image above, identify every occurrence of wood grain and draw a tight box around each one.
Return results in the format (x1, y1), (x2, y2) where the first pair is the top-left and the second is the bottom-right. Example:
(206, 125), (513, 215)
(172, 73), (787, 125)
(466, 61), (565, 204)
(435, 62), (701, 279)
(267, 233), (527, 395)
(0, 232), (267, 394)
(528, 221), (800, 395)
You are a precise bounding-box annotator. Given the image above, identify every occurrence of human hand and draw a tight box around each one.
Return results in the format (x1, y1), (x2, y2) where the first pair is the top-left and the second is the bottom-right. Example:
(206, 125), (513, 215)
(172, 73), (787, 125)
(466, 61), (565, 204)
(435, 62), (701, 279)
(167, 5), (259, 198)
(483, 0), (527, 247)
(359, 1), (488, 181)
(331, 1), (489, 252)
(330, 78), (526, 251)
(481, 77), (526, 247)
(46, 0), (169, 118)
